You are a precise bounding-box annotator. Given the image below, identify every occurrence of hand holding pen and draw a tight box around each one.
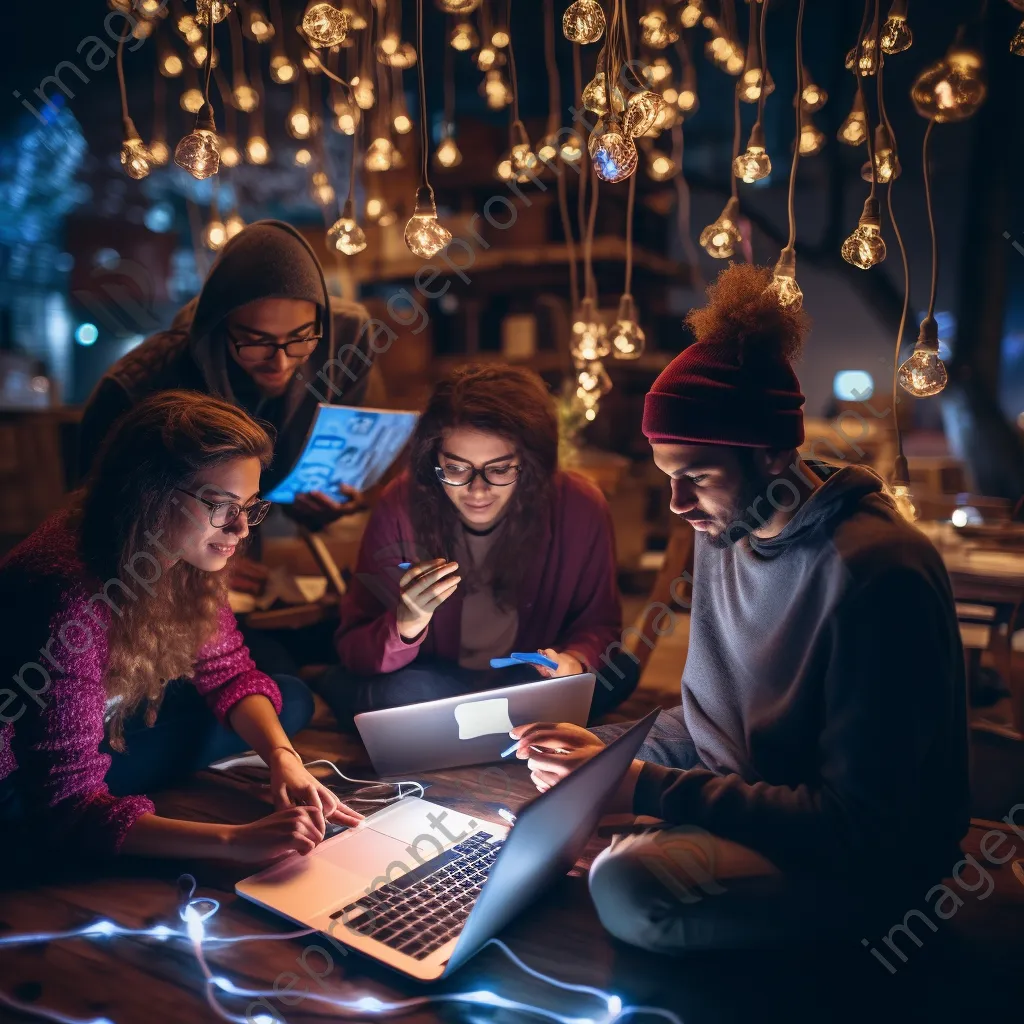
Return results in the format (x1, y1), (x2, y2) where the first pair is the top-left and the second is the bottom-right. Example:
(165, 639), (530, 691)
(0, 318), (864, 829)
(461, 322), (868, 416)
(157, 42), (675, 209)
(394, 558), (461, 640)
(501, 722), (607, 793)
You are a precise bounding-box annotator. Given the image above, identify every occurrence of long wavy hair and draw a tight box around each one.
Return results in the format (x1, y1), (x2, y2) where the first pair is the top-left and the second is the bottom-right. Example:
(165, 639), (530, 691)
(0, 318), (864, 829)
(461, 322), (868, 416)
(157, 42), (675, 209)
(75, 390), (273, 750)
(407, 364), (559, 608)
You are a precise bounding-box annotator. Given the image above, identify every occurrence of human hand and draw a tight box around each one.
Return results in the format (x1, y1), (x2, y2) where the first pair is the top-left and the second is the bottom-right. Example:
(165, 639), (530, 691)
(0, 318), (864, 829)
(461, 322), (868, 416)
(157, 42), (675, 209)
(229, 556), (269, 596)
(288, 486), (367, 531)
(533, 648), (584, 679)
(507, 721), (606, 792)
(225, 806), (330, 864)
(395, 558), (461, 640)
(268, 748), (364, 836)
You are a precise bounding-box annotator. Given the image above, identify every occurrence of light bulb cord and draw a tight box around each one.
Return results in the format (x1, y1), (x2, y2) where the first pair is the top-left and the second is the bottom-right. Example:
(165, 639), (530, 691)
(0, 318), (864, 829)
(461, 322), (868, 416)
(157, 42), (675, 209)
(415, 0), (430, 186)
(625, 172), (636, 296)
(229, 8), (245, 86)
(574, 42), (589, 303)
(507, 0), (520, 128)
(786, 0), (806, 251)
(585, 163), (599, 301)
(116, 34), (130, 125)
(213, 66), (238, 136)
(755, 0), (769, 129)
(203, 6), (215, 108)
(549, 0), (579, 310)
(443, 21), (455, 126)
(923, 116), (937, 318)
(730, 82), (740, 201)
(543, 0), (560, 130)
(153, 53), (166, 138)
(855, 0), (877, 198)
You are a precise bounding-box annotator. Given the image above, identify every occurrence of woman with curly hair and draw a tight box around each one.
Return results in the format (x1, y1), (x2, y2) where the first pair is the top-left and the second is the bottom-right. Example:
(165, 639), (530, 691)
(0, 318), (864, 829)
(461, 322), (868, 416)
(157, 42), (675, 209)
(326, 364), (627, 720)
(0, 391), (362, 866)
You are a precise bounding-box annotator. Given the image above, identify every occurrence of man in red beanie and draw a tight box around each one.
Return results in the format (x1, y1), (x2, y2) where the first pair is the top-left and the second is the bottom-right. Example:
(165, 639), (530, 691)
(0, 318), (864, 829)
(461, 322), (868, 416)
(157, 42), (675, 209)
(512, 264), (969, 950)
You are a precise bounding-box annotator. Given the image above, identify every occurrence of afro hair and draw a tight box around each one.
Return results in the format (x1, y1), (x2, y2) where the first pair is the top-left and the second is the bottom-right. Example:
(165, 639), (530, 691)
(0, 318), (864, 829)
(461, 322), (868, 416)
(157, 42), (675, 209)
(685, 263), (811, 364)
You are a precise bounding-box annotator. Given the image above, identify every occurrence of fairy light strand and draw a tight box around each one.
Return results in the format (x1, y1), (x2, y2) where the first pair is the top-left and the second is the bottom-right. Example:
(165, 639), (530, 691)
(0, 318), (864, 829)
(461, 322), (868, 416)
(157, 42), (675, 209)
(785, 0), (807, 250)
(416, 0), (430, 184)
(855, 0), (877, 195)
(922, 117), (938, 318)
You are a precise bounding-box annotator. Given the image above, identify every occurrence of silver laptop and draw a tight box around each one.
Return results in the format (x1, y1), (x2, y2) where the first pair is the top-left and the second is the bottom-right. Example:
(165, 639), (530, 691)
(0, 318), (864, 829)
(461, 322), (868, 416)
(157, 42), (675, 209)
(236, 709), (657, 981)
(353, 672), (596, 776)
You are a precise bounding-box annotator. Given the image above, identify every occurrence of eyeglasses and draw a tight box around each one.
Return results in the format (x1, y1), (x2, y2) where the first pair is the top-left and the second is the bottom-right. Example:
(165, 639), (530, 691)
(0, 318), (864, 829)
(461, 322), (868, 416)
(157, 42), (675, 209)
(435, 463), (521, 488)
(227, 328), (322, 363)
(176, 488), (272, 528)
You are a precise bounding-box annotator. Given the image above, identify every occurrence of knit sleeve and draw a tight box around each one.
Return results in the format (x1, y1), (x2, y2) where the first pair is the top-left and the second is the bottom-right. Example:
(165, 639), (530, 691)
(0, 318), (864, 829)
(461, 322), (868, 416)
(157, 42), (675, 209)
(190, 605), (282, 723)
(9, 591), (155, 858)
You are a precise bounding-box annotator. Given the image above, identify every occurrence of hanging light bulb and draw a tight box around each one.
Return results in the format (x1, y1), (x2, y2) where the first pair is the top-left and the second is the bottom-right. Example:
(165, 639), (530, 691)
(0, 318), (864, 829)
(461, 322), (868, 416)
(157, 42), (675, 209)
(911, 43), (987, 122)
(405, 185), (452, 258)
(490, 22), (510, 48)
(510, 141), (539, 179)
(700, 197), (743, 259)
(571, 299), (609, 361)
(365, 136), (394, 172)
(610, 294), (646, 359)
(705, 29), (743, 74)
(591, 118), (639, 182)
(435, 134), (463, 168)
(837, 92), (868, 145)
(623, 90), (666, 139)
(245, 135), (271, 164)
(224, 212), (245, 239)
(537, 134), (559, 165)
(880, 0), (913, 54)
(494, 153), (513, 182)
(160, 51), (184, 78)
(562, 0), (606, 44)
(800, 75), (827, 113)
(351, 75), (375, 108)
(301, 50), (322, 73)
(294, 147), (313, 166)
(1012, 20), (1024, 56)
(861, 124), (901, 183)
(327, 201), (368, 254)
(577, 360), (612, 397)
(219, 137), (241, 166)
(181, 87), (205, 114)
(797, 109), (826, 156)
(376, 35), (417, 68)
(334, 97), (360, 134)
(190, 44), (220, 69)
(890, 456), (917, 521)
(582, 72), (625, 116)
(174, 103), (220, 179)
(449, 20), (478, 50)
(644, 58), (672, 86)
(245, 6), (274, 42)
(475, 45), (500, 70)
(270, 54), (297, 83)
(436, 0), (481, 12)
(203, 217), (227, 251)
(560, 131), (584, 164)
(767, 247), (803, 310)
(343, 4), (367, 29)
(195, 0), (234, 25)
(639, 9), (678, 49)
(482, 69), (512, 109)
(733, 123), (771, 183)
(845, 34), (879, 76)
(647, 150), (677, 181)
(311, 170), (336, 207)
(120, 118), (152, 180)
(233, 80), (259, 112)
(288, 105), (316, 139)
(148, 138), (170, 167)
(302, 3), (352, 47)
(680, 1), (704, 30)
(739, 66), (774, 104)
(393, 111), (413, 134)
(841, 196), (887, 269)
(898, 316), (948, 397)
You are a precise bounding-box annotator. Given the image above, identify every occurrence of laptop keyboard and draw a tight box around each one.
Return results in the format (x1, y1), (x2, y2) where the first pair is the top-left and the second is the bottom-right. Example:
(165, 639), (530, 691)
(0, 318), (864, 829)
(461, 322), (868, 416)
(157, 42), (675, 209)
(329, 830), (504, 960)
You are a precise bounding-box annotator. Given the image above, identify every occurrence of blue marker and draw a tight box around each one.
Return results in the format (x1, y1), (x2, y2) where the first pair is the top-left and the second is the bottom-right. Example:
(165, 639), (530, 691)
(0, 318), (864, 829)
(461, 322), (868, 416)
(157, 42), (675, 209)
(500, 741), (520, 758)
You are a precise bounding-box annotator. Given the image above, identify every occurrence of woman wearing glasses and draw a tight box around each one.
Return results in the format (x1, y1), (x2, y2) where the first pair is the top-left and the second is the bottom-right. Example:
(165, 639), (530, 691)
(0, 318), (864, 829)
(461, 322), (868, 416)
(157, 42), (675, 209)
(327, 364), (630, 720)
(0, 391), (363, 867)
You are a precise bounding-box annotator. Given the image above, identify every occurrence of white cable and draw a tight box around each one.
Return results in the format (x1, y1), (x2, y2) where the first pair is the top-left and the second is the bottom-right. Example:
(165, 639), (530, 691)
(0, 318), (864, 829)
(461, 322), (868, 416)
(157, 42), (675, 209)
(302, 758), (425, 804)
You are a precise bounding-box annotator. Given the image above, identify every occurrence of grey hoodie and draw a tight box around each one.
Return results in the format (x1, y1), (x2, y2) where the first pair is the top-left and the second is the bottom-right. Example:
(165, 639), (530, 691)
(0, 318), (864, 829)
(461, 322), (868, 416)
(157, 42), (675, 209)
(77, 220), (377, 496)
(633, 462), (970, 880)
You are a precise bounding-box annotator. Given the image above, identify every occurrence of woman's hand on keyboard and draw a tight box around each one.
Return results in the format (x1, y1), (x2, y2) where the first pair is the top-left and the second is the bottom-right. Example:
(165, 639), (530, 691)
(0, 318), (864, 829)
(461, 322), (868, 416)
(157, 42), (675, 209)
(226, 806), (329, 864)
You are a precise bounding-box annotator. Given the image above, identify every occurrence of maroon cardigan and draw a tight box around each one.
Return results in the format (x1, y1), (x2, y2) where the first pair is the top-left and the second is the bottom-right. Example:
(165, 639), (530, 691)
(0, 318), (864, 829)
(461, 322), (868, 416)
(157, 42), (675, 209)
(0, 512), (282, 857)
(335, 471), (623, 675)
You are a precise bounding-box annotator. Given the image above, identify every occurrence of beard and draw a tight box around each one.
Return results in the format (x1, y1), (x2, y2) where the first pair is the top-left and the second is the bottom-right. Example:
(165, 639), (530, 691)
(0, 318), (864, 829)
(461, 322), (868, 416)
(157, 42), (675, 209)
(696, 461), (775, 550)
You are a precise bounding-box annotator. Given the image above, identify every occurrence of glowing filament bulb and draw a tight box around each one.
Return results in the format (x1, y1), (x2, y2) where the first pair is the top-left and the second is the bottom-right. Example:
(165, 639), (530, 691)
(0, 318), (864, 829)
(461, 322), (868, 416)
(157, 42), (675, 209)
(294, 147), (312, 166)
(582, 72), (624, 116)
(483, 70), (512, 109)
(119, 118), (151, 180)
(510, 142), (538, 179)
(591, 125), (638, 183)
(623, 90), (665, 138)
(364, 136), (393, 171)
(334, 98), (359, 135)
(233, 82), (259, 112)
(571, 299), (609, 361)
(841, 197), (886, 269)
(450, 20), (478, 50)
(219, 138), (241, 167)
(203, 218), (227, 250)
(609, 294), (645, 360)
(247, 8), (274, 42)
(174, 105), (220, 180)
(861, 126), (900, 183)
(644, 57), (671, 85)
(560, 132), (584, 164)
(437, 0), (481, 12)
(677, 87), (699, 116)
(898, 317), (948, 397)
(1012, 20), (1024, 57)
(845, 35), (879, 76)
(270, 55), (297, 83)
(288, 106), (314, 139)
(491, 25), (510, 47)
(648, 151), (677, 181)
(801, 76), (827, 112)
(639, 9), (678, 49)
(562, 0), (605, 44)
(225, 212), (245, 239)
(311, 171), (335, 207)
(537, 134), (559, 164)
(733, 124), (771, 183)
(302, 3), (352, 48)
(351, 76), (375, 109)
(837, 93), (867, 146)
(739, 67), (773, 104)
(161, 53), (184, 77)
(181, 87), (205, 114)
(577, 360), (612, 396)
(881, 15), (912, 55)
(494, 153), (513, 181)
(393, 112), (413, 134)
(327, 211), (367, 255)
(700, 197), (742, 259)
(797, 112), (826, 156)
(148, 138), (170, 166)
(435, 135), (462, 168)
(195, 0), (234, 25)
(475, 45), (498, 70)
(246, 135), (271, 164)
(911, 47), (987, 123)
(404, 186), (451, 259)
(680, 2), (704, 30)
(768, 248), (803, 311)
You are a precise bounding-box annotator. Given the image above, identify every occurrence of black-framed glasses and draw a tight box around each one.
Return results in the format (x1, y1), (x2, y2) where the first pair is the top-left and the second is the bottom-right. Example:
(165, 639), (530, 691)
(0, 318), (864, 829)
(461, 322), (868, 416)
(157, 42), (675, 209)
(176, 488), (272, 528)
(227, 328), (322, 363)
(435, 463), (521, 488)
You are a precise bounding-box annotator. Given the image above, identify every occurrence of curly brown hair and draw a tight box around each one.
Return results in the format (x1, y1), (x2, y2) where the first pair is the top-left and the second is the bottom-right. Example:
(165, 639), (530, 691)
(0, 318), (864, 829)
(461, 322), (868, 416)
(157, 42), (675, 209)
(76, 391), (274, 751)
(686, 263), (811, 364)
(407, 364), (559, 608)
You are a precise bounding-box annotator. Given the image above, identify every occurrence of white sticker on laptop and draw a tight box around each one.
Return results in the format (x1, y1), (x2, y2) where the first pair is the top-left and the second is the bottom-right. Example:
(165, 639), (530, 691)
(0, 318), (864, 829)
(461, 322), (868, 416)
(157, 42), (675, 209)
(454, 697), (513, 740)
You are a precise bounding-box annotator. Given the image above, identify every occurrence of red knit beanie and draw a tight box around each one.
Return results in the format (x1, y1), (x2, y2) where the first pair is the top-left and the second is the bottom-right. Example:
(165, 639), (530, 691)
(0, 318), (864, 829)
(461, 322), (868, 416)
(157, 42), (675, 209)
(643, 264), (809, 449)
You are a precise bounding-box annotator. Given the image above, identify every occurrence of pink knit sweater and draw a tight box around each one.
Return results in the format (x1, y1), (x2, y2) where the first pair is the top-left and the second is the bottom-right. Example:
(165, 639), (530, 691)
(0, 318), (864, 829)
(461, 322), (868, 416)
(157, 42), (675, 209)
(0, 512), (282, 857)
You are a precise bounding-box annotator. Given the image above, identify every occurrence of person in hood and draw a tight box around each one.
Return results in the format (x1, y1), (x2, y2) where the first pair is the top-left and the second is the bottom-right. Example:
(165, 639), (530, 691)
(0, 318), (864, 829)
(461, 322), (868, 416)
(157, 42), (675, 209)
(509, 264), (969, 950)
(78, 220), (385, 597)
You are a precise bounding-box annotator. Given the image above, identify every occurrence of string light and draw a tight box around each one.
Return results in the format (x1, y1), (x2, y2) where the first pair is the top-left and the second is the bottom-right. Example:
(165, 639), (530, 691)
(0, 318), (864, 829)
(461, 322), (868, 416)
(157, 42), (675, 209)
(733, 122), (771, 183)
(800, 73), (827, 112)
(571, 298), (610, 361)
(842, 195), (886, 269)
(288, 104), (315, 139)
(225, 211), (245, 238)
(148, 138), (170, 166)
(232, 79), (259, 111)
(351, 74), (375, 108)
(639, 9), (678, 49)
(203, 216), (227, 250)
(644, 57), (671, 85)
(680, 1), (704, 29)
(610, 293), (645, 359)
(911, 39), (987, 122)
(435, 133), (463, 168)
(482, 69), (513, 109)
(437, 0), (481, 12)
(334, 95), (360, 134)
(845, 33), (879, 76)
(623, 90), (666, 138)
(160, 51), (184, 78)
(1012, 21), (1024, 56)
(647, 149), (677, 181)
(591, 117), (638, 182)
(738, 0), (773, 104)
(560, 131), (584, 164)
(449, 20), (478, 49)
(270, 54), (297, 82)
(700, 197), (743, 259)
(311, 170), (336, 207)
(245, 5), (275, 42)
(302, 2), (352, 47)
(405, 185), (452, 257)
(219, 137), (241, 166)
(475, 44), (500, 69)
(245, 134), (271, 164)
(861, 123), (900, 182)
(891, 455), (917, 521)
(190, 44), (220, 69)
(120, 119), (152, 180)
(294, 146), (313, 165)
(880, 0), (913, 54)
(365, 136), (394, 171)
(563, 0), (606, 44)
(327, 198), (368, 254)
(768, 246), (803, 310)
(195, 0), (234, 25)
(797, 108), (826, 156)
(377, 34), (418, 68)
(837, 91), (868, 145)
(175, 104), (221, 179)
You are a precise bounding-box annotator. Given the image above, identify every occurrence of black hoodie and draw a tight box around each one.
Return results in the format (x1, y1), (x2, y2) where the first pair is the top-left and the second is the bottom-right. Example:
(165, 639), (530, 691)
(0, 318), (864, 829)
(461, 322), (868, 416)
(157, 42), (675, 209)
(77, 220), (377, 496)
(633, 462), (970, 880)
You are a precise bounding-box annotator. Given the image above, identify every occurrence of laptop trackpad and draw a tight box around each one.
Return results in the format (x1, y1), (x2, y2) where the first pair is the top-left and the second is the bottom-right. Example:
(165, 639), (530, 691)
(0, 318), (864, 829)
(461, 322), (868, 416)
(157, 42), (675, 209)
(365, 799), (483, 849)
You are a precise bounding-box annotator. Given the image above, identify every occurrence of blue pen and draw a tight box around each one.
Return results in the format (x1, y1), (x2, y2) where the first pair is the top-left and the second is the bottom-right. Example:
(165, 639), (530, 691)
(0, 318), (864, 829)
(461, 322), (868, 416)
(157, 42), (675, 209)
(398, 562), (412, 570)
(500, 741), (520, 758)
(501, 740), (571, 758)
